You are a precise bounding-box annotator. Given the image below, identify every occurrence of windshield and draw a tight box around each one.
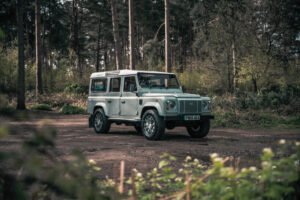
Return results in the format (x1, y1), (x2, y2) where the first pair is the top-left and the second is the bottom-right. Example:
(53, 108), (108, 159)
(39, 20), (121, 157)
(137, 73), (180, 89)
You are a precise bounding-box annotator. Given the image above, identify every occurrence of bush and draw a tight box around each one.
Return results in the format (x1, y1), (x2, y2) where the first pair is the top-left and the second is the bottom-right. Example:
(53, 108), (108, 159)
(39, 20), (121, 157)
(128, 143), (300, 199)
(0, 125), (115, 199)
(64, 83), (88, 94)
(0, 94), (15, 115)
(30, 103), (52, 111)
(59, 104), (86, 114)
(37, 93), (87, 109)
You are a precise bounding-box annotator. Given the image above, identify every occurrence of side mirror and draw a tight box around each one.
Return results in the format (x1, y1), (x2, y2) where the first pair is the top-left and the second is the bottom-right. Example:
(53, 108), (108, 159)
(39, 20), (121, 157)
(181, 85), (186, 93)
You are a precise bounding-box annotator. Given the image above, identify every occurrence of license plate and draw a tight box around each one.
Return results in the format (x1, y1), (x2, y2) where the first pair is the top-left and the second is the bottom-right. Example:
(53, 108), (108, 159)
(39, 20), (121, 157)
(184, 115), (200, 121)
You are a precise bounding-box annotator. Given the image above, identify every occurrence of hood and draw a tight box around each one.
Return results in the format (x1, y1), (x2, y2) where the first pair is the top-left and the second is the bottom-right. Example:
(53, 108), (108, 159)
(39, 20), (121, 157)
(142, 92), (201, 98)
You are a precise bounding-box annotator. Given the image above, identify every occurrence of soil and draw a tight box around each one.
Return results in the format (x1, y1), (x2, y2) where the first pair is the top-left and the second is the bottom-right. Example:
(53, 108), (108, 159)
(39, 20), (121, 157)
(1, 111), (299, 178)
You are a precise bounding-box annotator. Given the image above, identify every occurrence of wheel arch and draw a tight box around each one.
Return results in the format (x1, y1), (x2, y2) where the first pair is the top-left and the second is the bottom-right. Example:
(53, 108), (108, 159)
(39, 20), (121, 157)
(93, 103), (108, 116)
(140, 103), (163, 118)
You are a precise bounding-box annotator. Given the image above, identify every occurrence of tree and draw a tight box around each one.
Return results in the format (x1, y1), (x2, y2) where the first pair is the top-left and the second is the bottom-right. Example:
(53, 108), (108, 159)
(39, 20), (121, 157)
(164, 0), (171, 72)
(35, 0), (42, 96)
(17, 0), (26, 110)
(128, 0), (135, 70)
(110, 0), (122, 70)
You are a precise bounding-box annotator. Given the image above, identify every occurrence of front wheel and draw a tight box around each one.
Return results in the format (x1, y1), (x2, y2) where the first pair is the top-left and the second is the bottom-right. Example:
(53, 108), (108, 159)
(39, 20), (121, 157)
(93, 108), (110, 133)
(141, 109), (165, 140)
(187, 120), (210, 138)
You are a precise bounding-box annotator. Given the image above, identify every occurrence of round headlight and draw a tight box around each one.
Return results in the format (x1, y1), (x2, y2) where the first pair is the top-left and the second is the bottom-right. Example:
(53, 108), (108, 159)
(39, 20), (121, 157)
(166, 100), (176, 111)
(202, 100), (211, 111)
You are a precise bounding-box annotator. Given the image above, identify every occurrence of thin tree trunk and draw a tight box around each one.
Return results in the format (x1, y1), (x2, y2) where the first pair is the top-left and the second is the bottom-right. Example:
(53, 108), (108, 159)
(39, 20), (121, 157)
(111, 0), (122, 70)
(17, 0), (26, 110)
(164, 0), (171, 72)
(232, 41), (237, 93)
(35, 0), (42, 97)
(95, 20), (101, 72)
(128, 0), (135, 70)
(252, 77), (258, 93)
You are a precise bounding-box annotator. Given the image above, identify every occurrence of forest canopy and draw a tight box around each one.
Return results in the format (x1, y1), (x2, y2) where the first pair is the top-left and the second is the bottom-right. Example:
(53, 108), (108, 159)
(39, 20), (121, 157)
(0, 0), (299, 96)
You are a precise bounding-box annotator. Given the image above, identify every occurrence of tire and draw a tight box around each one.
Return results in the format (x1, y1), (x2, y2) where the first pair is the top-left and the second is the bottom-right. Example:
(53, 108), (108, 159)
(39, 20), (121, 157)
(141, 109), (165, 140)
(93, 108), (110, 133)
(187, 120), (210, 138)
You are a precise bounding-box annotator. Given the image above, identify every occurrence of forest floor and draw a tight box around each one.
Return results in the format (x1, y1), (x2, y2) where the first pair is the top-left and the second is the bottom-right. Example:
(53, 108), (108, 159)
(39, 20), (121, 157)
(1, 111), (299, 178)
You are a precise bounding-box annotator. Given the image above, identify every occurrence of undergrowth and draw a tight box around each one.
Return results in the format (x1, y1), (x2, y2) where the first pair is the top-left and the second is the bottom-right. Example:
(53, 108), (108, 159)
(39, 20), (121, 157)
(0, 125), (299, 199)
(30, 103), (52, 111)
(59, 104), (86, 114)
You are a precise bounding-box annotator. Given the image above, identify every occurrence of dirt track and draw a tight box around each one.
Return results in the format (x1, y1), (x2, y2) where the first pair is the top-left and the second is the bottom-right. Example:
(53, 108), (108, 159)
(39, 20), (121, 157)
(1, 112), (299, 178)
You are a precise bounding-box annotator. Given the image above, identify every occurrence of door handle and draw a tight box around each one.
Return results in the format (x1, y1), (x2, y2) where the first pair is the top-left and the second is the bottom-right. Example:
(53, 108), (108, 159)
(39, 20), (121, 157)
(107, 100), (112, 103)
(121, 100), (126, 104)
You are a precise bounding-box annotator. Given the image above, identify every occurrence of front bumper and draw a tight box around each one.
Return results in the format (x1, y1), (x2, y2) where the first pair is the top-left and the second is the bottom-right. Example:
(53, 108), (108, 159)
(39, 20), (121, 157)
(164, 114), (214, 127)
(164, 114), (214, 121)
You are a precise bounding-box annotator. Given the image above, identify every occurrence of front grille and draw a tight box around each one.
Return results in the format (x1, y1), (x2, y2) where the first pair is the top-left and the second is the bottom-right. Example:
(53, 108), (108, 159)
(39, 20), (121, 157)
(179, 100), (201, 113)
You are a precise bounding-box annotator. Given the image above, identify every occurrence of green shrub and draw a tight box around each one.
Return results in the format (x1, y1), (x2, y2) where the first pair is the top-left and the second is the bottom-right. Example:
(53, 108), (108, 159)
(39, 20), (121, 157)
(30, 103), (52, 111)
(0, 106), (15, 115)
(59, 104), (85, 114)
(64, 83), (88, 94)
(0, 94), (15, 115)
(0, 125), (115, 199)
(37, 93), (87, 108)
(128, 142), (300, 199)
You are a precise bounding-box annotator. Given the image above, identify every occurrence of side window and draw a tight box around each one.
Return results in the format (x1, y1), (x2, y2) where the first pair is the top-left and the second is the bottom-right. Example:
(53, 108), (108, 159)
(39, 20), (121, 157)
(124, 76), (137, 92)
(91, 78), (107, 92)
(109, 78), (121, 92)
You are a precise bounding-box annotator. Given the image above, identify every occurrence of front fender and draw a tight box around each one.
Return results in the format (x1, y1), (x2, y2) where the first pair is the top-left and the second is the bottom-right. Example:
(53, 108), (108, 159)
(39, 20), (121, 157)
(140, 102), (164, 118)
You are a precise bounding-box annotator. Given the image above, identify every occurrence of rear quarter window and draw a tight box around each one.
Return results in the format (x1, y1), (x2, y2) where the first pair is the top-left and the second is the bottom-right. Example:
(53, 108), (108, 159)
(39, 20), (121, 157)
(91, 78), (107, 92)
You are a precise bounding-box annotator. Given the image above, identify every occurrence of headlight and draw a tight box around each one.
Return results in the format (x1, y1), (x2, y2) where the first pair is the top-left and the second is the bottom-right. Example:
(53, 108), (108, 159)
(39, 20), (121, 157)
(202, 100), (211, 112)
(165, 99), (177, 111)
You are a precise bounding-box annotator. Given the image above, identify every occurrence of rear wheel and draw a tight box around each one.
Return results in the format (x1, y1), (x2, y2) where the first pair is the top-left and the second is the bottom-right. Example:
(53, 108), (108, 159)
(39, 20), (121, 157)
(141, 109), (165, 140)
(93, 108), (110, 133)
(187, 120), (210, 138)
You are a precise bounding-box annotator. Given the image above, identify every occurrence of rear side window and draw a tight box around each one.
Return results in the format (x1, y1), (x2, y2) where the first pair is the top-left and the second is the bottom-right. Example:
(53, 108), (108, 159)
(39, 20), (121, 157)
(91, 78), (107, 92)
(110, 78), (121, 92)
(124, 76), (137, 92)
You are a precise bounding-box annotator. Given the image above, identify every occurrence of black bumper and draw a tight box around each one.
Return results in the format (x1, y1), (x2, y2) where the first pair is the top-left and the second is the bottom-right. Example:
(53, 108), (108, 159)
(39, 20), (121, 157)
(164, 114), (214, 121)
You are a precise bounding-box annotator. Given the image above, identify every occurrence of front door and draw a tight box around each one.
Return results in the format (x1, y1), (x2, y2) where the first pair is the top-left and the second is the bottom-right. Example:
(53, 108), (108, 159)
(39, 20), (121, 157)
(120, 76), (138, 116)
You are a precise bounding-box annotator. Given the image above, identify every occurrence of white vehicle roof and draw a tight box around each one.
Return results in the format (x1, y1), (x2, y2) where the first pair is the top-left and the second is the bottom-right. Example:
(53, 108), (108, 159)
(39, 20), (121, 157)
(90, 70), (175, 78)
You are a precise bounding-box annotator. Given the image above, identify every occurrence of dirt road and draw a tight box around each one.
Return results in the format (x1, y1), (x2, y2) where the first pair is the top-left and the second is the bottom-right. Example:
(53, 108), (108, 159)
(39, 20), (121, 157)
(1, 112), (299, 178)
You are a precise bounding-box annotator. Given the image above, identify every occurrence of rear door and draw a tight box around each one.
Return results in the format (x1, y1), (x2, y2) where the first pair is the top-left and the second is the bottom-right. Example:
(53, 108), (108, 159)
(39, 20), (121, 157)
(107, 77), (121, 116)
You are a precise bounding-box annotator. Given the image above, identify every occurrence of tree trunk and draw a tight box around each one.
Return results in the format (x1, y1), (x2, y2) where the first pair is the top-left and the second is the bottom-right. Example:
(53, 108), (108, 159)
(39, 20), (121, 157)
(95, 19), (101, 72)
(164, 0), (171, 72)
(71, 0), (82, 77)
(128, 0), (135, 70)
(17, 0), (26, 110)
(35, 0), (42, 97)
(232, 41), (237, 93)
(252, 77), (258, 93)
(110, 0), (122, 70)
